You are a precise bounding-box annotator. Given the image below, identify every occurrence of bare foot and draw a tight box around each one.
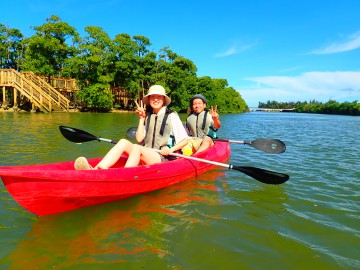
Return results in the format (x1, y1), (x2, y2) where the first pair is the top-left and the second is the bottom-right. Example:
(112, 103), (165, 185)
(74, 157), (93, 170)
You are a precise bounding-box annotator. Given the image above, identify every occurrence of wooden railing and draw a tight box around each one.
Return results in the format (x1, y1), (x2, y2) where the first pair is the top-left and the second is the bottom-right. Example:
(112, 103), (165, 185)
(0, 69), (70, 112)
(22, 72), (70, 111)
(37, 75), (78, 92)
(1, 69), (52, 112)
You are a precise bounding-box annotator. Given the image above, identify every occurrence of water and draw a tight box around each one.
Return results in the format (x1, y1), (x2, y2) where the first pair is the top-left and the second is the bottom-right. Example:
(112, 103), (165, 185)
(0, 111), (359, 270)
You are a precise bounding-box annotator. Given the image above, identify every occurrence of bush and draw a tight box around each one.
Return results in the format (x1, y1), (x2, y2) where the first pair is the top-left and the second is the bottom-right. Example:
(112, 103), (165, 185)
(76, 83), (114, 112)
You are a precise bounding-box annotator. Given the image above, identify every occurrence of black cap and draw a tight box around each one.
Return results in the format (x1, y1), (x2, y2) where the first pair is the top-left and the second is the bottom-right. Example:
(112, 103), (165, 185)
(190, 94), (207, 105)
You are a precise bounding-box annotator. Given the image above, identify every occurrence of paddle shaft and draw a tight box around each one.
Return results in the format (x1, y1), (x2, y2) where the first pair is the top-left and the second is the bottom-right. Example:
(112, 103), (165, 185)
(125, 127), (286, 154)
(100, 137), (118, 144)
(152, 149), (231, 169)
(214, 138), (248, 144)
(87, 137), (232, 169)
(59, 125), (289, 184)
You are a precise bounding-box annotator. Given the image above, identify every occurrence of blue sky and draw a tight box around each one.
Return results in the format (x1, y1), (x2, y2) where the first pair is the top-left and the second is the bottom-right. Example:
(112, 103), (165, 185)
(1, 0), (360, 107)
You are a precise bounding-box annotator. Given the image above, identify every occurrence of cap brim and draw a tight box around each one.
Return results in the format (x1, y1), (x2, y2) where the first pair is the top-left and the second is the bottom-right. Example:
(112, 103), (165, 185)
(142, 95), (171, 106)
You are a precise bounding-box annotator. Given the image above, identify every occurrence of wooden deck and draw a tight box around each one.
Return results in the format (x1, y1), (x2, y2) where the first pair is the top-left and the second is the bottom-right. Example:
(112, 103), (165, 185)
(1, 69), (134, 112)
(0, 69), (72, 112)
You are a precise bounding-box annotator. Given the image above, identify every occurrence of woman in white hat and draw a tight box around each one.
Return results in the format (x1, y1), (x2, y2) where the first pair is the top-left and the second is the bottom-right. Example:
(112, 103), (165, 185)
(75, 85), (189, 169)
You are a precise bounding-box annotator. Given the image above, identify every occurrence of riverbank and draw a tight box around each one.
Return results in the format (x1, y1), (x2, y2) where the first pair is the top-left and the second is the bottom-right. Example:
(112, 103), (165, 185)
(0, 107), (134, 113)
(0, 107), (28, 113)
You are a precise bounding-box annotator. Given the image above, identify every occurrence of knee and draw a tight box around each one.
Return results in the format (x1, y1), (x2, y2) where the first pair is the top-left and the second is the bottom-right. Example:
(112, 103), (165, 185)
(122, 142), (142, 156)
(202, 137), (213, 145)
(114, 138), (130, 148)
(117, 138), (129, 145)
(131, 144), (142, 153)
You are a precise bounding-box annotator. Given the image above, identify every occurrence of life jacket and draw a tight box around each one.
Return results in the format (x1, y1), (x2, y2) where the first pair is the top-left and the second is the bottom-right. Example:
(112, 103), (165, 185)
(144, 108), (175, 150)
(186, 110), (218, 139)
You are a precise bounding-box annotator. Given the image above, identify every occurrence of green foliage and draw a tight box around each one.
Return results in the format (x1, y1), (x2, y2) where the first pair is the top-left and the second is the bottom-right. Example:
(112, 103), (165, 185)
(196, 77), (249, 113)
(260, 100), (360, 116)
(65, 25), (114, 87)
(76, 83), (114, 112)
(21, 15), (79, 77)
(0, 23), (25, 70)
(258, 100), (300, 109)
(2, 15), (249, 113)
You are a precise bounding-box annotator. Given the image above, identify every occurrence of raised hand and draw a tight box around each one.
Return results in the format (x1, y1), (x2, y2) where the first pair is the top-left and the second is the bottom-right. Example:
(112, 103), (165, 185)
(210, 105), (219, 120)
(135, 100), (146, 119)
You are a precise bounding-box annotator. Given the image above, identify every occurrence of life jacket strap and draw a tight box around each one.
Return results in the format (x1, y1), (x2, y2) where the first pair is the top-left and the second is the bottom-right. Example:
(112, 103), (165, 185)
(160, 108), (172, 136)
(202, 109), (209, 130)
(145, 108), (173, 136)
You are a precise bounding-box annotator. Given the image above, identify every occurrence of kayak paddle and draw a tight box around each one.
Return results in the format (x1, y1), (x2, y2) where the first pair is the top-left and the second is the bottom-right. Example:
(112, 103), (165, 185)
(126, 127), (286, 154)
(59, 125), (289, 185)
(60, 126), (119, 144)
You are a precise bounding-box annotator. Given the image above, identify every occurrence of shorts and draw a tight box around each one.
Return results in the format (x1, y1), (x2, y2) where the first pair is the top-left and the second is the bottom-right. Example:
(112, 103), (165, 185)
(182, 138), (203, 155)
(159, 153), (177, 162)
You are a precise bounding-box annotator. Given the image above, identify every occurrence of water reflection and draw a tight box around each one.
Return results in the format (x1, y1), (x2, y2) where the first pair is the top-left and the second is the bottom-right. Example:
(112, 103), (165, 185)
(3, 170), (225, 268)
(0, 112), (138, 165)
(1, 112), (359, 269)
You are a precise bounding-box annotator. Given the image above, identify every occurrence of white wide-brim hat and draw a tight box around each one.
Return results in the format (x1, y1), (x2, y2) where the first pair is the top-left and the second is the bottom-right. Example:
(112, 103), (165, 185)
(142, 85), (171, 106)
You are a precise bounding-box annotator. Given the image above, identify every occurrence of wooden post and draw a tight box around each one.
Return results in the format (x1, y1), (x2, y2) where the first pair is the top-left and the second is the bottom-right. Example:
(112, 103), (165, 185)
(13, 87), (18, 110)
(2, 86), (6, 108)
(31, 102), (36, 113)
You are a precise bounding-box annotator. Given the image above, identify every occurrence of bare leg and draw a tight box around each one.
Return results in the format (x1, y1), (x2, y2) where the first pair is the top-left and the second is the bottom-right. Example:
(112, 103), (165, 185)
(75, 139), (163, 170)
(196, 137), (214, 153)
(124, 144), (142, 167)
(138, 146), (162, 165)
(95, 139), (138, 169)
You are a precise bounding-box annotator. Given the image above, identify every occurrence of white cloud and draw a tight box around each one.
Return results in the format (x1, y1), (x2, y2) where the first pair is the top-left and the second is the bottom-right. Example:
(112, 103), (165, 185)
(214, 41), (257, 57)
(310, 31), (360, 54)
(237, 71), (360, 107)
(214, 46), (238, 57)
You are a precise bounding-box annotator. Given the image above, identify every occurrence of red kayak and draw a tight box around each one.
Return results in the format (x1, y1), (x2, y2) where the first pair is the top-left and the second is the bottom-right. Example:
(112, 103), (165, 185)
(0, 141), (230, 216)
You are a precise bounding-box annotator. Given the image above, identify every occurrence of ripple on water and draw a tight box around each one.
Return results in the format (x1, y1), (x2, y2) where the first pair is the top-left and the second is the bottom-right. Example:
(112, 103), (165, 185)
(1, 112), (359, 269)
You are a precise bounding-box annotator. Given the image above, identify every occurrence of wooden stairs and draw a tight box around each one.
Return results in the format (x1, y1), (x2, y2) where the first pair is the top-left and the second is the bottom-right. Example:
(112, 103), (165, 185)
(0, 69), (70, 112)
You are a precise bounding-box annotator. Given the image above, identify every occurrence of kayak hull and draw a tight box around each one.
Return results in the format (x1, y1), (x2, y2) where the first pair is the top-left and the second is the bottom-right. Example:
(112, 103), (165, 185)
(0, 141), (230, 216)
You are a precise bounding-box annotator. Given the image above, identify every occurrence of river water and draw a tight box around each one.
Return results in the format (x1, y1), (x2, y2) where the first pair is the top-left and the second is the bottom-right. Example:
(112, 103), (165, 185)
(0, 111), (359, 270)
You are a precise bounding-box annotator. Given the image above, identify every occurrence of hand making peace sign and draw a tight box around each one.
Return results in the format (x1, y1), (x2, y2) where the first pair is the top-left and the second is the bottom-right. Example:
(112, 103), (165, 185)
(210, 105), (219, 120)
(135, 100), (146, 119)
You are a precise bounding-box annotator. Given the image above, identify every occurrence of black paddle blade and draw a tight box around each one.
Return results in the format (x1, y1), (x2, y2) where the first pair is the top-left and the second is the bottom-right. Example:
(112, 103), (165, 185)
(246, 139), (286, 154)
(232, 165), (289, 184)
(126, 127), (137, 140)
(59, 126), (98, 143)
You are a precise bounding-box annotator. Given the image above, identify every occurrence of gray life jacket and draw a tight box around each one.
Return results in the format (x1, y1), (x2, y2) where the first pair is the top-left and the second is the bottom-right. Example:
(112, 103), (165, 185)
(186, 110), (217, 139)
(144, 108), (175, 150)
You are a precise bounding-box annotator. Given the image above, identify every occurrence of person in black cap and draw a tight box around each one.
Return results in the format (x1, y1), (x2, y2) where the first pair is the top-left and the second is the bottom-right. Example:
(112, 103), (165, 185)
(183, 94), (221, 154)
